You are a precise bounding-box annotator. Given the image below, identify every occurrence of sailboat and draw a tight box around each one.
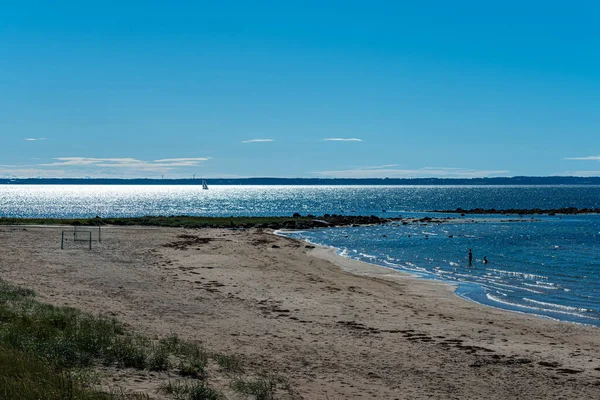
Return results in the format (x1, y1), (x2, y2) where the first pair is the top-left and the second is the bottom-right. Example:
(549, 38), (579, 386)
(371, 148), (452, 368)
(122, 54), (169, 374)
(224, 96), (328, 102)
(202, 179), (208, 190)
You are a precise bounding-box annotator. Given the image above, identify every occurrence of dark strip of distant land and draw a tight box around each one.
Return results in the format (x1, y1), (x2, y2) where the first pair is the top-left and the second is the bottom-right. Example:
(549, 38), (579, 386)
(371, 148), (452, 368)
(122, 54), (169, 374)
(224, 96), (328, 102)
(1, 177), (600, 185)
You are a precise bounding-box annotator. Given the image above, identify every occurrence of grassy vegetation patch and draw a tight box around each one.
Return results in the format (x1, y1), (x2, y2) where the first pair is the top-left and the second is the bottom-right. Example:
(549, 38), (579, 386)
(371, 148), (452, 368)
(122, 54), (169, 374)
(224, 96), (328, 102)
(0, 279), (255, 399)
(0, 278), (290, 399)
(158, 380), (223, 400)
(214, 353), (244, 374)
(0, 344), (114, 400)
(0, 278), (160, 397)
(233, 374), (291, 400)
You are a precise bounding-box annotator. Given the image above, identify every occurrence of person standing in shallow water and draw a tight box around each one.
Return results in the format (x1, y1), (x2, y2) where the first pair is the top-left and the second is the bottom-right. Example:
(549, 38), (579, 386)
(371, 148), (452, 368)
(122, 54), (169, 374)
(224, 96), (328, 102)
(483, 256), (488, 264)
(468, 249), (473, 266)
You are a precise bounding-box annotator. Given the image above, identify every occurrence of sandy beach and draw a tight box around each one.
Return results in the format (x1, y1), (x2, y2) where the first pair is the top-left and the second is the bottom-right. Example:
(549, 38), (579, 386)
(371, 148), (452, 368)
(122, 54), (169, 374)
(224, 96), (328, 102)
(1, 225), (599, 399)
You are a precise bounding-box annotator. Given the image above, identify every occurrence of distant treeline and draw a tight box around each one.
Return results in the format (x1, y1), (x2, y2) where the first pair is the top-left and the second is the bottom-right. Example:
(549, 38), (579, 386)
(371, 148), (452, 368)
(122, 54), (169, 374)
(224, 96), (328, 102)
(2, 177), (600, 185)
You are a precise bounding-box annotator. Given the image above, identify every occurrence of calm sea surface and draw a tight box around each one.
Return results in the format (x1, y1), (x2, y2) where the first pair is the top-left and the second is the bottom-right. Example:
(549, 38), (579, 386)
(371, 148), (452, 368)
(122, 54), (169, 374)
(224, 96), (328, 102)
(1, 184), (599, 326)
(2, 185), (600, 218)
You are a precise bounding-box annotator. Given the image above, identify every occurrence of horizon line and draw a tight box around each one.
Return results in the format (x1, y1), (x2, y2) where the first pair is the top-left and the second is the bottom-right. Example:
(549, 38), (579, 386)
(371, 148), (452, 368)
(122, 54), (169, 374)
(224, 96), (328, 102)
(3, 176), (600, 181)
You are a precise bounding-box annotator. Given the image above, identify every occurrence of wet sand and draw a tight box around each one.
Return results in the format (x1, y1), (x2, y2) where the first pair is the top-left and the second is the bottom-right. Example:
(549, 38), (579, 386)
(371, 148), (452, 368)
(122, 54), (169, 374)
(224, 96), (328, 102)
(0, 225), (599, 399)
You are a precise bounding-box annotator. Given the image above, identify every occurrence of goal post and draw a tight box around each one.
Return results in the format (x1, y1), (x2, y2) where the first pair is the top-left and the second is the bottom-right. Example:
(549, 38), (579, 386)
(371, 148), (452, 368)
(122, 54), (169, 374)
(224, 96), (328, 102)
(60, 225), (103, 249)
(61, 230), (92, 249)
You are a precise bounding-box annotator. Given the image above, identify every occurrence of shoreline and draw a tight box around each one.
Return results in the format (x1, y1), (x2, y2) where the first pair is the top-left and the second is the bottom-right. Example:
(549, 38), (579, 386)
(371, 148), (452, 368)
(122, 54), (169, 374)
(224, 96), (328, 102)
(276, 220), (599, 328)
(307, 241), (593, 327)
(1, 225), (599, 398)
(312, 243), (600, 328)
(285, 234), (600, 328)
(274, 229), (421, 280)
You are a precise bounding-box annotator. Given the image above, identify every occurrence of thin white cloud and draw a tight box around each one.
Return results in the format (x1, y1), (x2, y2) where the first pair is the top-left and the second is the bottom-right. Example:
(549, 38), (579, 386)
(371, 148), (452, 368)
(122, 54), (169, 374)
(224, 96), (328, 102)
(154, 158), (211, 162)
(1, 156), (214, 178)
(565, 155), (600, 161)
(25, 138), (46, 141)
(323, 138), (363, 142)
(241, 139), (274, 143)
(314, 167), (509, 179)
(42, 157), (137, 166)
(40, 157), (211, 169)
(421, 167), (464, 171)
(152, 157), (212, 166)
(0, 166), (177, 179)
(350, 164), (399, 170)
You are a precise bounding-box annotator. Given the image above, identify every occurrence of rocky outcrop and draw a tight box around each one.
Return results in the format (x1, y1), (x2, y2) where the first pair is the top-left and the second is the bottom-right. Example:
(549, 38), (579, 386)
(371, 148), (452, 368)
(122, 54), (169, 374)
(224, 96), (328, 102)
(259, 214), (389, 230)
(432, 207), (600, 215)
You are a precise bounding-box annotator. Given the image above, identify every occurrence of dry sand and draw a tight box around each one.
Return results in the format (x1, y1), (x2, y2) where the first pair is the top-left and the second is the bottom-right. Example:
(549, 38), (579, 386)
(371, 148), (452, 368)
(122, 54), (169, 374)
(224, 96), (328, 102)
(0, 225), (599, 399)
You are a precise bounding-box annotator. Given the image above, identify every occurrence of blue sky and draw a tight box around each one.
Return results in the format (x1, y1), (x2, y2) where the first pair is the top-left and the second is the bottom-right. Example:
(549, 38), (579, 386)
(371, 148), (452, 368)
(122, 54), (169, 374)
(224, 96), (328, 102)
(1, 1), (599, 178)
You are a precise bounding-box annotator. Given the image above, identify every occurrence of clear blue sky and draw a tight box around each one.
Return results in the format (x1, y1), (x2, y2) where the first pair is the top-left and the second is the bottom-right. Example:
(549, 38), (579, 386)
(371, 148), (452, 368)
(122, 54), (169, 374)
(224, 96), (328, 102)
(2, 1), (599, 178)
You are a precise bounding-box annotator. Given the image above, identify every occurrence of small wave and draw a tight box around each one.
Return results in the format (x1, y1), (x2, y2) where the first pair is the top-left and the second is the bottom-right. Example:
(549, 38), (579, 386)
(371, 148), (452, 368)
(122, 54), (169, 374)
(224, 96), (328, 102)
(536, 281), (556, 286)
(273, 229), (307, 235)
(359, 253), (377, 259)
(523, 282), (558, 290)
(383, 260), (401, 267)
(436, 270), (453, 275)
(481, 284), (515, 293)
(487, 268), (548, 280)
(486, 294), (593, 319)
(485, 280), (543, 294)
(523, 298), (589, 313)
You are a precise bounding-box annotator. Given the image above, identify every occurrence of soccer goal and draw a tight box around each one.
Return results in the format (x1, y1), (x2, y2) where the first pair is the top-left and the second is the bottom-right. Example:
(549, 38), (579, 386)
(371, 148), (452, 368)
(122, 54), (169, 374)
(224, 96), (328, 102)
(60, 225), (103, 249)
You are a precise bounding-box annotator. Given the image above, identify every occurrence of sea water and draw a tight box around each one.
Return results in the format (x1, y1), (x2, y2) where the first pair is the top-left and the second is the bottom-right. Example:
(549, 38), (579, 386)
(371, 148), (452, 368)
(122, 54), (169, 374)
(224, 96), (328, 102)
(1, 184), (600, 218)
(1, 184), (599, 326)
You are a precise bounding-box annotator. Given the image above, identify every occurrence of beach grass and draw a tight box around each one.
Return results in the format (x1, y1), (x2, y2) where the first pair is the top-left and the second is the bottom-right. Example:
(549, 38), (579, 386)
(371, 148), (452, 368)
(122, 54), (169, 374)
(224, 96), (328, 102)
(232, 374), (288, 400)
(158, 380), (223, 400)
(214, 353), (244, 373)
(0, 344), (117, 400)
(0, 278), (279, 399)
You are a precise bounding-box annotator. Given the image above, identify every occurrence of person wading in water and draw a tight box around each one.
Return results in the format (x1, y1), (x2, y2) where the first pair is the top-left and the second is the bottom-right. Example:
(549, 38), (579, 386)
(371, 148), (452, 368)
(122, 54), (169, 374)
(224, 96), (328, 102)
(468, 249), (473, 266)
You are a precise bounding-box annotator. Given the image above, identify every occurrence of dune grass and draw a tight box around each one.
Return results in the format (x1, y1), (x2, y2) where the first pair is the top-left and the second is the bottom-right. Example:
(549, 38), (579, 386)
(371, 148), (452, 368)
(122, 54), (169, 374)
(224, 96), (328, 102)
(0, 278), (264, 399)
(0, 344), (116, 400)
(0, 279), (154, 398)
(232, 374), (291, 400)
(158, 380), (223, 400)
(214, 354), (244, 374)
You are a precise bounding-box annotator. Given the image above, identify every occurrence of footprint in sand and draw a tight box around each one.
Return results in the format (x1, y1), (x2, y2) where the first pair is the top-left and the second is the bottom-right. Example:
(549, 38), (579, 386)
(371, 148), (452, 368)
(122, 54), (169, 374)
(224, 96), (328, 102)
(556, 368), (584, 374)
(538, 361), (561, 368)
